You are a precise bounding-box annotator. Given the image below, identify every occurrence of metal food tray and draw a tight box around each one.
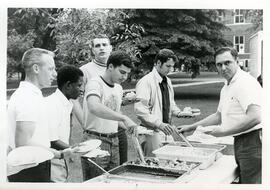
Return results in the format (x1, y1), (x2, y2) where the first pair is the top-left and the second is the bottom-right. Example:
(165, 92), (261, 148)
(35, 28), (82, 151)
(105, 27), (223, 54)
(87, 164), (187, 183)
(163, 141), (226, 152)
(153, 145), (219, 164)
(126, 158), (200, 173)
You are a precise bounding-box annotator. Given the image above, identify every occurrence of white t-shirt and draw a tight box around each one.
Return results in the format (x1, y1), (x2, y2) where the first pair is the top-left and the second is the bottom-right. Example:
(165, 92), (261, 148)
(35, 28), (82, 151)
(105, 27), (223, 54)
(7, 81), (50, 149)
(217, 68), (262, 136)
(83, 77), (123, 133)
(80, 60), (107, 88)
(45, 89), (73, 144)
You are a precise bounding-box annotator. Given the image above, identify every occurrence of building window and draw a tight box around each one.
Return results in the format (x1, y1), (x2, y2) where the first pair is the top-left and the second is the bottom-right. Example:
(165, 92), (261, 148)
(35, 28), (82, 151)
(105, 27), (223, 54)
(234, 36), (245, 53)
(234, 9), (245, 23)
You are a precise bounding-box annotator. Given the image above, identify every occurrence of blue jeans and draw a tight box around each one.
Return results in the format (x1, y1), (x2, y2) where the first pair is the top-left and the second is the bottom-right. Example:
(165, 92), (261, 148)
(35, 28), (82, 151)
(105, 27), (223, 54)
(234, 129), (262, 184)
(81, 133), (119, 181)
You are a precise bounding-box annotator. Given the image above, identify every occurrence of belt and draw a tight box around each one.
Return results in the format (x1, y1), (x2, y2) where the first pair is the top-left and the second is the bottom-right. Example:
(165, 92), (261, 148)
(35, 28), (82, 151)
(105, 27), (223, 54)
(84, 130), (118, 138)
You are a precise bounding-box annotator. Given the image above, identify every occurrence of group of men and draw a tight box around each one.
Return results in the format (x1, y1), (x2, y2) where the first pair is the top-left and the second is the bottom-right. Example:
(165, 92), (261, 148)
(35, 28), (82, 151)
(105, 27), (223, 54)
(7, 34), (262, 184)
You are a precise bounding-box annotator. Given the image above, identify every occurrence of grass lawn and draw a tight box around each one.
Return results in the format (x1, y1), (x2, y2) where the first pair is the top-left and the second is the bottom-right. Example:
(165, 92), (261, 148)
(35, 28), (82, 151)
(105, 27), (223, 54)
(66, 82), (224, 182)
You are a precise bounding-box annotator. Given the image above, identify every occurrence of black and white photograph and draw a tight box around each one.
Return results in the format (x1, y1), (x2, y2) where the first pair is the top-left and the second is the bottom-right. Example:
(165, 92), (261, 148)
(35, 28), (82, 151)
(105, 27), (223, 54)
(1, 0), (269, 189)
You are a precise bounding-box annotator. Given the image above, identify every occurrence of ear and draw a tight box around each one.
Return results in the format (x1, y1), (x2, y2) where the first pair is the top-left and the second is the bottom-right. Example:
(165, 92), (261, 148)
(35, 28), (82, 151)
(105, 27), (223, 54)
(108, 63), (114, 70)
(156, 60), (162, 67)
(66, 81), (72, 89)
(32, 64), (39, 74)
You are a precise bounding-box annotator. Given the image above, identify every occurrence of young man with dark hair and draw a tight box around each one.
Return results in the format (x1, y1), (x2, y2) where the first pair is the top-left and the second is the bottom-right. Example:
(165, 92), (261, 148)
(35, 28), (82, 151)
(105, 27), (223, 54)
(134, 48), (182, 156)
(46, 65), (84, 182)
(178, 47), (262, 184)
(81, 51), (137, 181)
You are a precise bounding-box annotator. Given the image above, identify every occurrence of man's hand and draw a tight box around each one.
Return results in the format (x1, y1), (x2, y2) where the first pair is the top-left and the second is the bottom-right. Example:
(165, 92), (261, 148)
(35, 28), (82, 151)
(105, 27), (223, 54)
(158, 123), (175, 135)
(126, 125), (138, 137)
(177, 125), (196, 136)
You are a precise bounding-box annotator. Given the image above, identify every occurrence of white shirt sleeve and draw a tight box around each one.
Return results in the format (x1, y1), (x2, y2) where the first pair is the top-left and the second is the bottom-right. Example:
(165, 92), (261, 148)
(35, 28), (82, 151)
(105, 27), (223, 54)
(234, 79), (262, 112)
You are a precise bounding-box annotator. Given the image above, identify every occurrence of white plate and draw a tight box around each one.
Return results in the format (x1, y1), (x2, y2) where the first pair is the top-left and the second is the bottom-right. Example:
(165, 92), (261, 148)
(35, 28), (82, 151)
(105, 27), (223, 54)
(7, 146), (54, 166)
(74, 139), (102, 153)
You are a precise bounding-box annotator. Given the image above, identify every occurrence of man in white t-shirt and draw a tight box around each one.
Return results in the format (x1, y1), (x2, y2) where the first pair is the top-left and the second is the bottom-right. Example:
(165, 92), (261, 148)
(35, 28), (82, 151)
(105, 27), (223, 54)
(178, 47), (262, 184)
(7, 48), (66, 182)
(81, 51), (137, 181)
(72, 34), (112, 126)
(46, 65), (84, 182)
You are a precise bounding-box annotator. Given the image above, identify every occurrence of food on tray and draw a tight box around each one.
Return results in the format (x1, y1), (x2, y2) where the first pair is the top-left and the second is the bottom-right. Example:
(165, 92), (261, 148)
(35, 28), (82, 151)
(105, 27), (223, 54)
(124, 91), (136, 100)
(129, 157), (198, 171)
(178, 107), (201, 117)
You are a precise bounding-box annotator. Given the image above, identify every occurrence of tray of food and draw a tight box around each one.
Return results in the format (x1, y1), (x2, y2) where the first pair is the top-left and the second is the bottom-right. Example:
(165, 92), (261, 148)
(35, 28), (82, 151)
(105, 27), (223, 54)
(87, 164), (188, 183)
(153, 145), (221, 169)
(127, 157), (200, 173)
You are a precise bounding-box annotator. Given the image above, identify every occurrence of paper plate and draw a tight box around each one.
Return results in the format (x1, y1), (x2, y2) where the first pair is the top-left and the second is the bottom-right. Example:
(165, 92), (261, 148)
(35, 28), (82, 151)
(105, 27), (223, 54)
(74, 139), (102, 153)
(7, 146), (54, 167)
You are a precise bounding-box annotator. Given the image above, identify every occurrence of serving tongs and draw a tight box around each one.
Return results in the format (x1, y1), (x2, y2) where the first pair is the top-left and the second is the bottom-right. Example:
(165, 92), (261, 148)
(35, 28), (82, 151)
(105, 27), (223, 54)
(131, 135), (146, 164)
(172, 126), (194, 148)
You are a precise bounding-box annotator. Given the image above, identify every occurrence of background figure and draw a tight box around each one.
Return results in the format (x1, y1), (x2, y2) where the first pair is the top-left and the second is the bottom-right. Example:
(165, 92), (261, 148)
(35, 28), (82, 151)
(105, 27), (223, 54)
(46, 65), (84, 182)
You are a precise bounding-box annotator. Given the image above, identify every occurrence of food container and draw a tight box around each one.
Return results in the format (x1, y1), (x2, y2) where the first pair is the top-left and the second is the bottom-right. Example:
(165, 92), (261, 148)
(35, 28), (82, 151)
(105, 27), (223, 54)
(153, 145), (221, 169)
(86, 164), (187, 183)
(126, 157), (200, 173)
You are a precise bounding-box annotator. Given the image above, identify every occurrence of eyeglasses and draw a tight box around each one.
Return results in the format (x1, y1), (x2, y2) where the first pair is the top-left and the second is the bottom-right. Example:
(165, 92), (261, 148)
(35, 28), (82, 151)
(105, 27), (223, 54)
(216, 61), (232, 68)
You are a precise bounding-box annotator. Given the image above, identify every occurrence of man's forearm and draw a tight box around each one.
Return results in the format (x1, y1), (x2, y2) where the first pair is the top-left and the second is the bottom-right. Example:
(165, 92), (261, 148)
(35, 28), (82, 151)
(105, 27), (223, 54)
(89, 101), (125, 122)
(71, 99), (83, 126)
(190, 112), (221, 128)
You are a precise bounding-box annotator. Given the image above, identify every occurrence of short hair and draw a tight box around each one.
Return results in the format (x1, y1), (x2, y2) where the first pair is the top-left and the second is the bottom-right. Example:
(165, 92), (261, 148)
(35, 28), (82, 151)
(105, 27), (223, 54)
(106, 51), (134, 69)
(90, 34), (111, 48)
(57, 65), (84, 89)
(214, 47), (238, 60)
(154, 49), (178, 65)
(22, 48), (55, 70)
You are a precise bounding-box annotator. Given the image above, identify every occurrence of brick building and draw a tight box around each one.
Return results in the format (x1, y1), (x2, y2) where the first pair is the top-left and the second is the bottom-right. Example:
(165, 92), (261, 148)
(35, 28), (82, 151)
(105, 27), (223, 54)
(218, 9), (262, 77)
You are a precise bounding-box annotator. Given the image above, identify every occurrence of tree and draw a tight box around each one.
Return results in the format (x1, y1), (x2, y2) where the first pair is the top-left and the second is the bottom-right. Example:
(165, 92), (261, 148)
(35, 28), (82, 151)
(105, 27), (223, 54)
(7, 8), (62, 79)
(117, 9), (232, 77)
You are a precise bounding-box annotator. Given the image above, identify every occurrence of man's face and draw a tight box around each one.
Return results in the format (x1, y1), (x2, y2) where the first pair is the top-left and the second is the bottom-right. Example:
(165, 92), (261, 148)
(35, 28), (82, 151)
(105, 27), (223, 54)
(156, 58), (175, 77)
(37, 54), (57, 88)
(68, 76), (84, 99)
(109, 64), (131, 84)
(92, 38), (112, 63)
(215, 51), (238, 82)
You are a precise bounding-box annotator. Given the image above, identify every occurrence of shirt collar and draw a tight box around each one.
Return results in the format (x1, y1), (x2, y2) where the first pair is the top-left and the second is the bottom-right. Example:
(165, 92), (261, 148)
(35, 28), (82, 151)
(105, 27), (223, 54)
(93, 59), (107, 67)
(226, 66), (241, 86)
(153, 67), (165, 84)
(55, 88), (73, 107)
(19, 81), (42, 96)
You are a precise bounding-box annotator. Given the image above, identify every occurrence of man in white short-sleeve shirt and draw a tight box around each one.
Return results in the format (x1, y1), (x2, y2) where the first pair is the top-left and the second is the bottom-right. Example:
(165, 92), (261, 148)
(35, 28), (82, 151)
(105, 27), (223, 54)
(46, 65), (83, 182)
(178, 47), (262, 184)
(81, 51), (137, 181)
(7, 48), (64, 182)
